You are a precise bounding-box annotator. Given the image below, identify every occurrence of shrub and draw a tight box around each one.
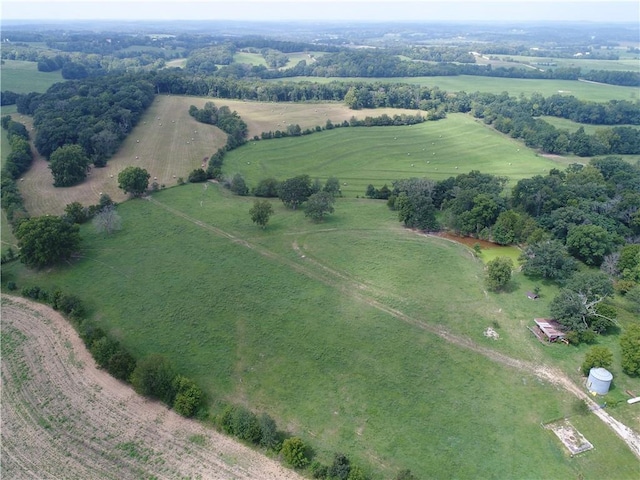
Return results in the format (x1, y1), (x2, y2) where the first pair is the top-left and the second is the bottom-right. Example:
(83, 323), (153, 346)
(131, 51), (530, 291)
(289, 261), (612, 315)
(90, 336), (120, 369)
(281, 437), (309, 468)
(107, 349), (137, 382)
(130, 354), (177, 405)
(311, 461), (328, 478)
(188, 168), (208, 183)
(581, 346), (613, 376)
(328, 453), (351, 480)
(258, 413), (279, 450)
(56, 293), (86, 319)
(172, 375), (203, 417)
(7, 281), (17, 291)
(232, 406), (262, 444)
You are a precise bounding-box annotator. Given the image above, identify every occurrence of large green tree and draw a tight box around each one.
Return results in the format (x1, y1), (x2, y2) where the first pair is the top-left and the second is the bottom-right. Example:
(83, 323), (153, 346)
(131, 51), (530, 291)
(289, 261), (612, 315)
(581, 346), (613, 375)
(520, 240), (577, 282)
(566, 224), (614, 266)
(486, 257), (513, 291)
(16, 215), (81, 268)
(49, 144), (91, 187)
(278, 174), (312, 209)
(130, 354), (176, 405)
(118, 166), (150, 197)
(249, 199), (274, 229)
(305, 191), (335, 221)
(620, 324), (640, 376)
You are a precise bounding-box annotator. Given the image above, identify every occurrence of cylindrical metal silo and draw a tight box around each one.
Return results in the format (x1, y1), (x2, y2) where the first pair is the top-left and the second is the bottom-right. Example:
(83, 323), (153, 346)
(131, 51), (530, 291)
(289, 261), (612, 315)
(587, 367), (613, 395)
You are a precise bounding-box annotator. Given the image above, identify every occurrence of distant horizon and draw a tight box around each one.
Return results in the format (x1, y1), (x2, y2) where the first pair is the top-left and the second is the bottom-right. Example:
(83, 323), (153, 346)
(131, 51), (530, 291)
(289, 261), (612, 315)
(2, 1), (639, 23)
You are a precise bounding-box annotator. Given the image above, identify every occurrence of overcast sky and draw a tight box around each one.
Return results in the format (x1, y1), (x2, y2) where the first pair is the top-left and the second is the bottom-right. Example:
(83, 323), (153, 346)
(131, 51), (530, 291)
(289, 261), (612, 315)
(2, 0), (639, 23)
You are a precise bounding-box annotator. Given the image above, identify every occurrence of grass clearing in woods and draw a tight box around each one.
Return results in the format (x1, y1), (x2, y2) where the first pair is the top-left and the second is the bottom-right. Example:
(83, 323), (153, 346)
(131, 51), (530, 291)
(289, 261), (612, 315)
(0, 60), (64, 94)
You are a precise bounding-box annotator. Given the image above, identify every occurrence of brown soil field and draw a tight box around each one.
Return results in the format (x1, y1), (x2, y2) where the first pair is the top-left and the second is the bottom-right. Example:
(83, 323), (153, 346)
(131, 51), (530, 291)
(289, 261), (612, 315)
(16, 96), (421, 216)
(0, 295), (304, 480)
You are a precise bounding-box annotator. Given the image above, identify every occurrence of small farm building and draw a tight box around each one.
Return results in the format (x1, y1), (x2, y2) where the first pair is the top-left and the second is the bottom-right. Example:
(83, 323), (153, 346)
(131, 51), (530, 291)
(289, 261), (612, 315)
(533, 318), (566, 343)
(527, 291), (539, 300)
(587, 368), (613, 395)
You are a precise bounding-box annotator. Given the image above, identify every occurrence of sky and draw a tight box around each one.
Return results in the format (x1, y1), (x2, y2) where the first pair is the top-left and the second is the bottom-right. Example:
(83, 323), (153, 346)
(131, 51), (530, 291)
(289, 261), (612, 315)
(2, 0), (639, 23)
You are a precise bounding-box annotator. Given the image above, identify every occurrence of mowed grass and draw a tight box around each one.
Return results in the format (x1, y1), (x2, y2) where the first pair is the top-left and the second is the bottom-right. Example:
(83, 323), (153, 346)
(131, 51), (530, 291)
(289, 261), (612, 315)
(540, 116), (640, 135)
(5, 183), (639, 478)
(223, 113), (562, 197)
(275, 75), (638, 102)
(19, 95), (230, 216)
(0, 60), (64, 94)
(490, 55), (640, 73)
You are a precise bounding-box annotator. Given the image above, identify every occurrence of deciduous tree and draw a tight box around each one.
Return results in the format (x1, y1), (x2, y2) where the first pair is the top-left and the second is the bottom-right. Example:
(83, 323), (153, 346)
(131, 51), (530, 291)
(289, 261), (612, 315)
(305, 191), (335, 221)
(49, 144), (91, 187)
(581, 346), (613, 375)
(118, 166), (150, 197)
(16, 215), (81, 268)
(93, 205), (122, 235)
(486, 257), (513, 291)
(520, 240), (577, 282)
(281, 437), (309, 468)
(620, 324), (640, 376)
(566, 224), (614, 266)
(249, 199), (274, 229)
(278, 174), (312, 209)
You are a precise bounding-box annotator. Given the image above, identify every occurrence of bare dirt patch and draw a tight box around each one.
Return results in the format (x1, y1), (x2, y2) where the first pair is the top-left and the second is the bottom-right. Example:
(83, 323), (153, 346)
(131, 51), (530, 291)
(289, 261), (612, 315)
(545, 419), (594, 456)
(1, 295), (303, 480)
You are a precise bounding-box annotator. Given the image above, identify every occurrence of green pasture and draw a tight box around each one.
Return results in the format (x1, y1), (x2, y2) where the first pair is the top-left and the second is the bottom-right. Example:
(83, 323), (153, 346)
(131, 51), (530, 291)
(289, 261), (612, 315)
(0, 60), (63, 94)
(539, 116), (640, 135)
(4, 183), (639, 478)
(233, 51), (268, 67)
(223, 112), (561, 196)
(493, 55), (640, 73)
(274, 75), (638, 102)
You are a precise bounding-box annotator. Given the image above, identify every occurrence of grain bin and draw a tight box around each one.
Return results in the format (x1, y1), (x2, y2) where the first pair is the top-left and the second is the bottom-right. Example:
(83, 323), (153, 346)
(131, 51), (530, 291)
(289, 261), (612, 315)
(587, 367), (613, 395)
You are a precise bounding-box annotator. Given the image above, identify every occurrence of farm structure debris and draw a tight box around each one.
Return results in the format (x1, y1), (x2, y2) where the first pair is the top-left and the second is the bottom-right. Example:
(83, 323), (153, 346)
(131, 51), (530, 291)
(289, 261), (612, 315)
(530, 318), (567, 343)
(544, 419), (593, 456)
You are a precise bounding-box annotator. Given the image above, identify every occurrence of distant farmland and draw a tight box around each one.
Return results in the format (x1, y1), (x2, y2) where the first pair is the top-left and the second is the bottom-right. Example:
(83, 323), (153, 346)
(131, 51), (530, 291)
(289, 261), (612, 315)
(0, 60), (63, 94)
(272, 75), (638, 102)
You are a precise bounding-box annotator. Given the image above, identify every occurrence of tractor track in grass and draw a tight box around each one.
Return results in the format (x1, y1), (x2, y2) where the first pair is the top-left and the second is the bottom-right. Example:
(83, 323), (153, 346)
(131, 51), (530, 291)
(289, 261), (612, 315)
(1, 296), (304, 480)
(148, 195), (640, 460)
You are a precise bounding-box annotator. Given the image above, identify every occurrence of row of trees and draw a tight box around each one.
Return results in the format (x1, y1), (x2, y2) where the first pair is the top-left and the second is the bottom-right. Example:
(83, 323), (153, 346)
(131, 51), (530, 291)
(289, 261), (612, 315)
(367, 157), (639, 343)
(188, 101), (248, 148)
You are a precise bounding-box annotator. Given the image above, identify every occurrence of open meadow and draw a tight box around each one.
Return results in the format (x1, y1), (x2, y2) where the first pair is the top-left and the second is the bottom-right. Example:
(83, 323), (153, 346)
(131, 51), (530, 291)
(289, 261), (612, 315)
(0, 59), (64, 94)
(4, 183), (639, 478)
(16, 95), (434, 215)
(223, 112), (564, 196)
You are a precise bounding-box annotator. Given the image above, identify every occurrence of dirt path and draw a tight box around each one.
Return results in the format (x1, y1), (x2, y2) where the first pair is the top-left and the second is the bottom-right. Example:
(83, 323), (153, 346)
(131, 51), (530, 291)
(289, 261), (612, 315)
(146, 197), (640, 459)
(1, 295), (303, 480)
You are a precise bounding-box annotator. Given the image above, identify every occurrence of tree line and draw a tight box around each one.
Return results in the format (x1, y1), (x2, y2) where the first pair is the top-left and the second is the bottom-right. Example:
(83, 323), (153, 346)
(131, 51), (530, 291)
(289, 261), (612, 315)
(367, 157), (640, 344)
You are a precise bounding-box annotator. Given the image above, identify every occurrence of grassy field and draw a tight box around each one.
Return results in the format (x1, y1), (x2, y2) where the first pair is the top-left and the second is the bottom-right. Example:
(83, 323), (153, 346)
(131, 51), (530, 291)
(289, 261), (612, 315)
(273, 75), (638, 102)
(489, 55), (640, 73)
(222, 112), (564, 196)
(234, 51), (268, 67)
(16, 96), (428, 215)
(0, 60), (63, 94)
(4, 183), (639, 478)
(539, 116), (640, 135)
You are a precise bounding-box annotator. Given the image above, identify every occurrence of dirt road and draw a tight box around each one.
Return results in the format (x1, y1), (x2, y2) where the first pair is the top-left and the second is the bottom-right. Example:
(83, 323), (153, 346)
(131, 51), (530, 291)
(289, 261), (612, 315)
(1, 295), (303, 480)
